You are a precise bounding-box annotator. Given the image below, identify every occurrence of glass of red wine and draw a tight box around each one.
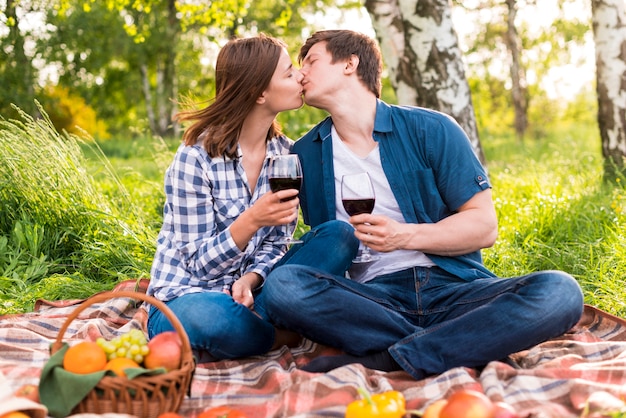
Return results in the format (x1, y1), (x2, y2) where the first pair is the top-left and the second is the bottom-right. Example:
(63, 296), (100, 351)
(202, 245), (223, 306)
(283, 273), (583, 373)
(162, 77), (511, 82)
(341, 172), (381, 263)
(269, 154), (303, 245)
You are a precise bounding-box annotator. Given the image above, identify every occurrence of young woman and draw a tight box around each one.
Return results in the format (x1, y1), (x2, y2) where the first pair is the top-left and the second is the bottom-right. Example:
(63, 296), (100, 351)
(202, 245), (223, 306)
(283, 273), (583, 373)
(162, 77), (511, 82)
(146, 34), (305, 360)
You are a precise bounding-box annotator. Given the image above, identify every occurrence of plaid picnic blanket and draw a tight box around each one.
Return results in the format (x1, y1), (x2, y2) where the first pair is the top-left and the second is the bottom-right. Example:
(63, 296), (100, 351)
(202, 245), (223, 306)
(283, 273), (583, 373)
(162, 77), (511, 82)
(1, 279), (626, 418)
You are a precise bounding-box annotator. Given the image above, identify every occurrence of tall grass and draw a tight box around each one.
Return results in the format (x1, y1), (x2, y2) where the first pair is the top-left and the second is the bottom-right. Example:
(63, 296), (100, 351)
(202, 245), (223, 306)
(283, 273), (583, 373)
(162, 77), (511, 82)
(1, 107), (625, 318)
(0, 104), (155, 313)
(482, 124), (626, 316)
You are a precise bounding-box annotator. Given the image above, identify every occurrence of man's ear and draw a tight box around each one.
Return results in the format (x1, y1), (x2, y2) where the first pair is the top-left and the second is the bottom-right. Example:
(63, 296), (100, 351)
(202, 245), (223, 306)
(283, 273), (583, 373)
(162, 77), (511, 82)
(344, 54), (359, 75)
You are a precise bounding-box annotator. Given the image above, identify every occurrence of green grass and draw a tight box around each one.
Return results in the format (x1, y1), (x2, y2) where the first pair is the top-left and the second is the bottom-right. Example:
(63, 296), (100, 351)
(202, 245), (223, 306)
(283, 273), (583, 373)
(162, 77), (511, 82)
(482, 124), (626, 315)
(1, 107), (625, 318)
(0, 105), (156, 313)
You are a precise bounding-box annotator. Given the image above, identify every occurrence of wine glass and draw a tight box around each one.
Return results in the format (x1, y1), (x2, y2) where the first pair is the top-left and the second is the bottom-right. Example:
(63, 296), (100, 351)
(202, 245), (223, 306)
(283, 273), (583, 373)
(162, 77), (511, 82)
(269, 154), (303, 245)
(341, 173), (381, 263)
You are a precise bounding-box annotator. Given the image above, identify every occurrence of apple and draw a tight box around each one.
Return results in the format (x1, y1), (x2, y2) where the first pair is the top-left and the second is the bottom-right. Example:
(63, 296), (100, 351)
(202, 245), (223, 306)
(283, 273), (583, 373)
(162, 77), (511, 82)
(143, 331), (183, 371)
(14, 384), (40, 403)
(493, 401), (519, 418)
(422, 399), (448, 418)
(439, 389), (496, 418)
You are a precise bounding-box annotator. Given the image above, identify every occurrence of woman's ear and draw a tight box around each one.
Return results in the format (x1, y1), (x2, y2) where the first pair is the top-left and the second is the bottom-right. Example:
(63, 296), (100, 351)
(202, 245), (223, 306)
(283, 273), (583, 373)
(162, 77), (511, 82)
(256, 93), (267, 104)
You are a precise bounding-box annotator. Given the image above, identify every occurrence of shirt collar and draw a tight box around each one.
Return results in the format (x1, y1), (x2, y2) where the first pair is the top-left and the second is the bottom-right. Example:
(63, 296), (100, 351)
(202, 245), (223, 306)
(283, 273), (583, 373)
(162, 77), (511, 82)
(233, 135), (283, 160)
(313, 99), (393, 142)
(373, 99), (393, 133)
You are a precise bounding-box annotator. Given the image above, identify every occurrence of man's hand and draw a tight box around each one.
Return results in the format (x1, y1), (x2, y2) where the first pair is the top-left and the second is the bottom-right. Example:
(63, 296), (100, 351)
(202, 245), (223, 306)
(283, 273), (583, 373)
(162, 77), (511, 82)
(348, 189), (498, 256)
(349, 213), (404, 253)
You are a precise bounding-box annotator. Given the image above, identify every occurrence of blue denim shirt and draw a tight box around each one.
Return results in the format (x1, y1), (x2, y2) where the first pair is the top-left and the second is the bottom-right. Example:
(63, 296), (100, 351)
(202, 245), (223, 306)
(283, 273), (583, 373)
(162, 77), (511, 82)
(293, 99), (496, 281)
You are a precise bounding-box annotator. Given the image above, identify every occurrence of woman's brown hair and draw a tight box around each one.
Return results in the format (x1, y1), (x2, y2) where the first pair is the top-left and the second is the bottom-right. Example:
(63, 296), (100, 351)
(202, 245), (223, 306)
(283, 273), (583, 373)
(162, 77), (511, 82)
(175, 34), (286, 158)
(298, 30), (382, 98)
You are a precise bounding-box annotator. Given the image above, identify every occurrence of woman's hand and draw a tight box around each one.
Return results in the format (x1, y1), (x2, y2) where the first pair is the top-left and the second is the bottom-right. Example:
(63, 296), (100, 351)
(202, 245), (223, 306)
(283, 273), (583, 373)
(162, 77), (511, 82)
(230, 189), (299, 251)
(230, 272), (262, 308)
(249, 189), (300, 227)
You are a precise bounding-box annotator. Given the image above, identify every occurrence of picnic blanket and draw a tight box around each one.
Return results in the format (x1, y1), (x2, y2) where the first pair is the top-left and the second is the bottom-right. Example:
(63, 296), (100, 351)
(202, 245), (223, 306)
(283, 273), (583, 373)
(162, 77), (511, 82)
(1, 279), (626, 418)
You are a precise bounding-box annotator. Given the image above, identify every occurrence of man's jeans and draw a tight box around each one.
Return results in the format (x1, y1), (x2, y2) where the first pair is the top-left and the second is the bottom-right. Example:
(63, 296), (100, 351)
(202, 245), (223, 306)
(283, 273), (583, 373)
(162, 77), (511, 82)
(148, 220), (358, 360)
(259, 223), (584, 380)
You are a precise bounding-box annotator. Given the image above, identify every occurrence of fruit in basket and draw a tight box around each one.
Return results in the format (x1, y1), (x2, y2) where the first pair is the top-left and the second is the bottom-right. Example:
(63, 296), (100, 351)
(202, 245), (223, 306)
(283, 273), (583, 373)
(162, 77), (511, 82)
(143, 331), (182, 371)
(439, 389), (496, 418)
(63, 341), (108, 374)
(97, 328), (150, 364)
(104, 357), (141, 377)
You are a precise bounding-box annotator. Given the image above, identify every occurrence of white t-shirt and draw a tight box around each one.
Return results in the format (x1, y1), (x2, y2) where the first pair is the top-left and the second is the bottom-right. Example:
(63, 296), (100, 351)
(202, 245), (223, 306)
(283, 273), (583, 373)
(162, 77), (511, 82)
(331, 126), (435, 283)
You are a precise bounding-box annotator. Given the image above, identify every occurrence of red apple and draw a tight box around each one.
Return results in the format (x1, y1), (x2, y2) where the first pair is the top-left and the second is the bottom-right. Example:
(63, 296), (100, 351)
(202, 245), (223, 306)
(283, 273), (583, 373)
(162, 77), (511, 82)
(440, 389), (496, 418)
(493, 401), (519, 418)
(143, 331), (182, 371)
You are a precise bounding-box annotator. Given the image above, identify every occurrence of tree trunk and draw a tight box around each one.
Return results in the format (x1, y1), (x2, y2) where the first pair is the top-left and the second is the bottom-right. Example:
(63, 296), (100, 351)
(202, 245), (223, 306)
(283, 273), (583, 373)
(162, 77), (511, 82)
(139, 0), (179, 138)
(160, 0), (178, 137)
(591, 0), (626, 179)
(504, 0), (528, 140)
(364, 0), (487, 165)
(140, 64), (157, 134)
(5, 0), (35, 116)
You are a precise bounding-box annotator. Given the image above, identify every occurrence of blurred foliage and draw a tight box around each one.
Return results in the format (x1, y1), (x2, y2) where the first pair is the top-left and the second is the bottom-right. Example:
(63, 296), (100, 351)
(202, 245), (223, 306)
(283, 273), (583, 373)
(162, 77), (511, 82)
(39, 85), (110, 138)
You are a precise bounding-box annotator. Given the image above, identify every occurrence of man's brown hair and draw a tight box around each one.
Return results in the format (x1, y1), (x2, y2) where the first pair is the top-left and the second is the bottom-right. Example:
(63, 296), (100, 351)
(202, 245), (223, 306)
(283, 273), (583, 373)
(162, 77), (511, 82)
(298, 30), (382, 98)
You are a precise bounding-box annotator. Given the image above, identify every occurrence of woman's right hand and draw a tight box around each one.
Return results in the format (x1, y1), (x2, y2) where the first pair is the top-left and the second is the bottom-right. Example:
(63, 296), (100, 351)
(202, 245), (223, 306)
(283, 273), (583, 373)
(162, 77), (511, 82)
(248, 189), (299, 227)
(230, 189), (299, 251)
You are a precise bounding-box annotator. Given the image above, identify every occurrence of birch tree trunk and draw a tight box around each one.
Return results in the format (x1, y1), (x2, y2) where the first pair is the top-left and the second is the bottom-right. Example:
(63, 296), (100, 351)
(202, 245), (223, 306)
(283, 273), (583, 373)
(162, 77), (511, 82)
(591, 0), (626, 178)
(364, 0), (486, 165)
(504, 0), (528, 140)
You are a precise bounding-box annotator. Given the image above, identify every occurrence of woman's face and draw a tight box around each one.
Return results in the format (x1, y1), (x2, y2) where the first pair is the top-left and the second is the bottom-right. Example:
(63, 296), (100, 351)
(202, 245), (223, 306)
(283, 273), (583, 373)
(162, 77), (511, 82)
(262, 49), (304, 113)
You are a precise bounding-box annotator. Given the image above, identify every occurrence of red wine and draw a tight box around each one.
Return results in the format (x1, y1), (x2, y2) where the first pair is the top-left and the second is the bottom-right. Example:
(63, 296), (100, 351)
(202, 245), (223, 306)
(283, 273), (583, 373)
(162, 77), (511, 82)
(269, 177), (302, 192)
(342, 198), (375, 216)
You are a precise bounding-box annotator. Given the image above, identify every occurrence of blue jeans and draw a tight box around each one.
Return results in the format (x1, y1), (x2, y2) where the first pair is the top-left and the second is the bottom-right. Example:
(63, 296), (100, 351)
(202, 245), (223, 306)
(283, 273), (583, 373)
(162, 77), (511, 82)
(260, 224), (584, 379)
(148, 220), (359, 360)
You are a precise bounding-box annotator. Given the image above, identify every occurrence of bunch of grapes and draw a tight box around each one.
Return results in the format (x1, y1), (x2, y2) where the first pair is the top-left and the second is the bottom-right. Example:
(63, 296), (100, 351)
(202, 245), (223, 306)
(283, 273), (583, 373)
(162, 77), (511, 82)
(96, 329), (150, 364)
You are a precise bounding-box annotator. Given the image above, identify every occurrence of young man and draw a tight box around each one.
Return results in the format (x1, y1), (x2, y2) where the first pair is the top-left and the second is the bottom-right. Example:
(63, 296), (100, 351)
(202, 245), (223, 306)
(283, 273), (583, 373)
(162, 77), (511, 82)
(259, 30), (583, 380)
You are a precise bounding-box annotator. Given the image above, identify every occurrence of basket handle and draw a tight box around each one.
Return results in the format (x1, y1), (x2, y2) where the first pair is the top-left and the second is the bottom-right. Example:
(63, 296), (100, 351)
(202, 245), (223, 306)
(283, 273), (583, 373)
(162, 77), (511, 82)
(50, 290), (193, 364)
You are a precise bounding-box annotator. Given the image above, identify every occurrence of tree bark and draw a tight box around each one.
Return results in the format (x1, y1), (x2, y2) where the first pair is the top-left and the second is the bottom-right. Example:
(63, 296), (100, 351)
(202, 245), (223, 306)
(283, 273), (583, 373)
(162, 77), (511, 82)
(139, 0), (179, 138)
(504, 0), (528, 140)
(591, 0), (626, 178)
(365, 0), (487, 165)
(5, 0), (35, 116)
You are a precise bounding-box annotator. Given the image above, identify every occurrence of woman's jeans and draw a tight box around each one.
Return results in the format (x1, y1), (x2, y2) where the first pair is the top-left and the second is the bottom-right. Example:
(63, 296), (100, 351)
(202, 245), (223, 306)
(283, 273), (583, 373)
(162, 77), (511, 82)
(148, 220), (359, 360)
(258, 222), (584, 380)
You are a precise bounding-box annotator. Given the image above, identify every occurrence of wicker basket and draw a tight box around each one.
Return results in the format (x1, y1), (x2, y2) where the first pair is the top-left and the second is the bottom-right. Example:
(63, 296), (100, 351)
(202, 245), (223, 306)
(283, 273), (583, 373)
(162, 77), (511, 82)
(50, 290), (194, 418)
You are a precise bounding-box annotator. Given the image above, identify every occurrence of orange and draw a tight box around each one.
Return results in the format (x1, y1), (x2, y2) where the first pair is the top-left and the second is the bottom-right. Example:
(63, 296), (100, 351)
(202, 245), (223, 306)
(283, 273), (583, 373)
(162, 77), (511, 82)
(156, 414), (184, 418)
(104, 357), (141, 377)
(63, 341), (108, 374)
(0, 412), (31, 418)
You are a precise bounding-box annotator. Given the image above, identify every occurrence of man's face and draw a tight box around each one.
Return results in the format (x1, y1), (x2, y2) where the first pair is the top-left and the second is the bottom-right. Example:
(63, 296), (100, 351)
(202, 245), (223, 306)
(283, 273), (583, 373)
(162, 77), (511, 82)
(299, 42), (345, 109)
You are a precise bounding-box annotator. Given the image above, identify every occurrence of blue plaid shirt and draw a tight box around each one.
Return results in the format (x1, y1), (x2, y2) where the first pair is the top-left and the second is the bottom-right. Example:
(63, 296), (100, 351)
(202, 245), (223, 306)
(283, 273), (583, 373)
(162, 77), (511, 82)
(148, 135), (295, 302)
